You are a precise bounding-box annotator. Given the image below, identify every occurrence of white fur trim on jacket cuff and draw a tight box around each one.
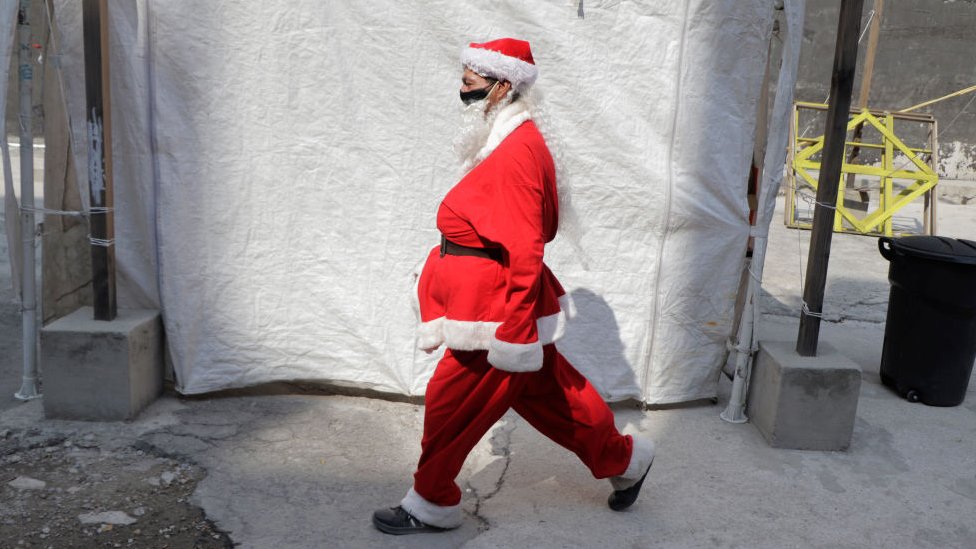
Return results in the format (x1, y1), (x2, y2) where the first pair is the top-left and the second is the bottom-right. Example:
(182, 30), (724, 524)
(610, 436), (656, 491)
(487, 336), (543, 372)
(400, 487), (462, 529)
(416, 317), (445, 351)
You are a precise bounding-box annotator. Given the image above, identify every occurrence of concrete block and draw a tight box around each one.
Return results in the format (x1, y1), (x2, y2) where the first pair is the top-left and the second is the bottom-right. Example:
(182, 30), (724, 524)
(41, 307), (163, 421)
(747, 340), (861, 451)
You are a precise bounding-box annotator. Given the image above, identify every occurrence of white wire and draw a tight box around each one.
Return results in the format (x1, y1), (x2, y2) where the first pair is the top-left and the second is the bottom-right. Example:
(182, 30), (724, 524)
(800, 301), (825, 319)
(794, 211), (828, 321)
(796, 189), (838, 211)
(857, 10), (876, 44)
(87, 235), (114, 247)
(19, 205), (113, 217)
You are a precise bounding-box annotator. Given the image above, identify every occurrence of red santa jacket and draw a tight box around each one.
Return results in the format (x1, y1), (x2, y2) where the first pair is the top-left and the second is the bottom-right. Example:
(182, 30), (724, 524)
(415, 101), (575, 372)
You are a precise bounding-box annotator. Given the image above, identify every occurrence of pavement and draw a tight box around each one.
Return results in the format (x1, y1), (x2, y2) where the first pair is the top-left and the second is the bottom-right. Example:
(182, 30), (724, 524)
(2, 195), (975, 548)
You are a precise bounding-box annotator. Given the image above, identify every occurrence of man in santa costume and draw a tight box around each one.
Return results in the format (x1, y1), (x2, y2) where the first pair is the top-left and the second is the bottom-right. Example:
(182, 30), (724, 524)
(372, 38), (656, 535)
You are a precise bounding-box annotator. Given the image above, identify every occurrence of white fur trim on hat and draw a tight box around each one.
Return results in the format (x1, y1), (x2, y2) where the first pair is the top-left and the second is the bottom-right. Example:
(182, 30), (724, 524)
(461, 47), (539, 91)
(401, 487), (462, 529)
(609, 436), (656, 491)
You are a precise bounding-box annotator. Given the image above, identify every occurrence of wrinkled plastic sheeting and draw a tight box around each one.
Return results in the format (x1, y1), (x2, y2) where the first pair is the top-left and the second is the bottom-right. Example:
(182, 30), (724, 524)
(51, 1), (782, 403)
(2, 1), (20, 298)
(758, 0), (805, 241)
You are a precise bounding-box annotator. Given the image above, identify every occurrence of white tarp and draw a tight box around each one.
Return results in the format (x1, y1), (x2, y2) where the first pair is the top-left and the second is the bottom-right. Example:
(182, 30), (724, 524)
(48, 0), (795, 403)
(2, 0), (21, 300)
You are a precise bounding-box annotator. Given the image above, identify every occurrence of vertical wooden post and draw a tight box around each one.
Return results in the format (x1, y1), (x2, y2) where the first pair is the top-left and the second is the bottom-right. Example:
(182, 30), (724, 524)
(796, 0), (865, 357)
(845, 0), (882, 206)
(83, 0), (116, 321)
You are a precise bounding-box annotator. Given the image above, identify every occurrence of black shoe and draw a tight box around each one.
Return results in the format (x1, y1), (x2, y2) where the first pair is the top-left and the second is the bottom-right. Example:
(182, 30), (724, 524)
(608, 459), (653, 511)
(372, 506), (447, 535)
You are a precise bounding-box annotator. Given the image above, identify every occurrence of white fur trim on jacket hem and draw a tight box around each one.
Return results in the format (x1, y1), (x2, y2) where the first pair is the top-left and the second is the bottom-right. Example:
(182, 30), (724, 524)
(487, 337), (543, 372)
(416, 295), (573, 354)
(461, 47), (538, 91)
(610, 436), (656, 491)
(400, 487), (462, 529)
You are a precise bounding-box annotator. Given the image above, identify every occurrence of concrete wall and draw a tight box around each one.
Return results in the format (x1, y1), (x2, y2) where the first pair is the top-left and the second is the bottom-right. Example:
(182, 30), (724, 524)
(796, 0), (976, 181)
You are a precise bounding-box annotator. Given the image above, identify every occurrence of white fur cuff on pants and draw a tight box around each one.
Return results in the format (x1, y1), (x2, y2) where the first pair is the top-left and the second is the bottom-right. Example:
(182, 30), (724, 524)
(610, 436), (656, 491)
(400, 487), (462, 529)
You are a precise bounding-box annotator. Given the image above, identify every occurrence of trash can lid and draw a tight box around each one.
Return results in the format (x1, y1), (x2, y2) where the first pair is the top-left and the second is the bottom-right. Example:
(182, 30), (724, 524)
(888, 236), (976, 265)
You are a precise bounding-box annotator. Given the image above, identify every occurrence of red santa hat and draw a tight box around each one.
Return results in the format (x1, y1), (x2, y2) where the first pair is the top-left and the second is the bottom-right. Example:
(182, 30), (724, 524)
(460, 38), (539, 91)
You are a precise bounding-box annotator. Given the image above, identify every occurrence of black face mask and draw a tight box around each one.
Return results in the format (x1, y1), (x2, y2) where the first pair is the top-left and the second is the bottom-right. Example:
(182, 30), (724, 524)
(460, 81), (497, 105)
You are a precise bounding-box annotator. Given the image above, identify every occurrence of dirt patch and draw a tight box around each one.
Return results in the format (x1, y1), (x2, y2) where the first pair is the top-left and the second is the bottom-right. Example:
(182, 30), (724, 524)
(0, 428), (233, 548)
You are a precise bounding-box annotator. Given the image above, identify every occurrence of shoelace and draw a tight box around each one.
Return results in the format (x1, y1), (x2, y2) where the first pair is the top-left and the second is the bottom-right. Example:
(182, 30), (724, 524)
(394, 506), (426, 527)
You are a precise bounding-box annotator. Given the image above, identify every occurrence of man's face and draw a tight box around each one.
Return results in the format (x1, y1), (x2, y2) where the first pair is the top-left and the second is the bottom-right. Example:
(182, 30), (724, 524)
(460, 68), (493, 94)
(460, 68), (511, 113)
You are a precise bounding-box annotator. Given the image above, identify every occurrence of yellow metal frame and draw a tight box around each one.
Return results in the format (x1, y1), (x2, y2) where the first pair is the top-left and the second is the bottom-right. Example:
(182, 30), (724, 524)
(785, 101), (939, 236)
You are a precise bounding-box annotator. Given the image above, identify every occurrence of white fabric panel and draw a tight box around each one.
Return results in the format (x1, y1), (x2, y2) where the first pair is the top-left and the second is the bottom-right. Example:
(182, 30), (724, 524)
(51, 1), (779, 402)
(752, 0), (806, 329)
(758, 1), (805, 235)
(641, 1), (775, 402)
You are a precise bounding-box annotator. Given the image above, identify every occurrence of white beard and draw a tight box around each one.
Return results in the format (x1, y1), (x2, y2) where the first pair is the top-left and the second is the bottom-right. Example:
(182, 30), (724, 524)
(452, 98), (501, 170)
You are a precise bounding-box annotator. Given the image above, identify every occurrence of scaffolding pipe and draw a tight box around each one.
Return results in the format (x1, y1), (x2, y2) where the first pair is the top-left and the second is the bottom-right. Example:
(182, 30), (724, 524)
(15, 0), (39, 401)
(720, 238), (764, 423)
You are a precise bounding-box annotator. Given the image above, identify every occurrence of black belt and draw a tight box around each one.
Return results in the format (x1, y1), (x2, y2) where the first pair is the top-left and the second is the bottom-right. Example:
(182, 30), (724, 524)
(440, 235), (503, 261)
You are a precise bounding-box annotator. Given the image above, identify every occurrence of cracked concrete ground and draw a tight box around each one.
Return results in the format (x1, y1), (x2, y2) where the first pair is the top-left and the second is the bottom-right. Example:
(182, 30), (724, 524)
(2, 196), (976, 547)
(3, 339), (975, 549)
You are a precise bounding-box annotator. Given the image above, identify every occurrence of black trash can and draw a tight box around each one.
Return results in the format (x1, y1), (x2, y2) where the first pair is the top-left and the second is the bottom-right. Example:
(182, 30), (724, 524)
(878, 236), (976, 406)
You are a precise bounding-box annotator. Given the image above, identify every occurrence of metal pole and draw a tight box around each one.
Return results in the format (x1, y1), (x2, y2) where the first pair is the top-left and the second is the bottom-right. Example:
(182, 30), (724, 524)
(720, 23), (777, 424)
(82, 0), (116, 321)
(15, 0), (39, 401)
(720, 269), (757, 423)
(796, 0), (865, 357)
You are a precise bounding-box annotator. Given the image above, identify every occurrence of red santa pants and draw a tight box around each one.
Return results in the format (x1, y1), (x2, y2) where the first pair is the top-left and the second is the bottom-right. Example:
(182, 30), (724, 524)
(413, 343), (633, 507)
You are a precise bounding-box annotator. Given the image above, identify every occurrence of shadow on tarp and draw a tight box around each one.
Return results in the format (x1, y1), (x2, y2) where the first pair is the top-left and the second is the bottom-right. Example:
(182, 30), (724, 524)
(171, 287), (641, 408)
(561, 288), (722, 410)
(559, 288), (638, 403)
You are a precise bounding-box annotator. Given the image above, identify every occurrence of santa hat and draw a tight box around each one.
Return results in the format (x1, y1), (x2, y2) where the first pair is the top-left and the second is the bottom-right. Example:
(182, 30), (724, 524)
(460, 38), (538, 91)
